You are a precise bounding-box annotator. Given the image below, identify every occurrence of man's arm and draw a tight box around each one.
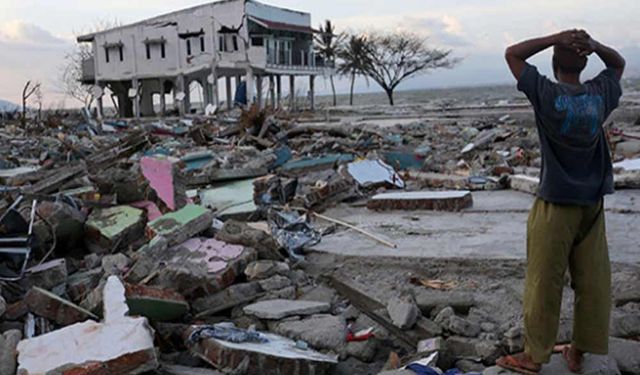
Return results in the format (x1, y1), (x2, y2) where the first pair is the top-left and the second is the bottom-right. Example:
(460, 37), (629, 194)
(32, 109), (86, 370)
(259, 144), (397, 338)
(583, 39), (626, 81)
(505, 30), (581, 80)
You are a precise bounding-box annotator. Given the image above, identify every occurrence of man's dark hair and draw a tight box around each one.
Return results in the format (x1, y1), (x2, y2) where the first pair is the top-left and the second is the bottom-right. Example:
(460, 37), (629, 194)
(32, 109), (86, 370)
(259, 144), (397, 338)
(553, 46), (588, 76)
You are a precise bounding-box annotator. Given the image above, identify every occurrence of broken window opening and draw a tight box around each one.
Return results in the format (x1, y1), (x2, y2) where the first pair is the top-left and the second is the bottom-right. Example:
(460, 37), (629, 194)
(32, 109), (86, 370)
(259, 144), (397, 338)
(146, 44), (151, 60)
(232, 35), (239, 51)
(251, 37), (264, 47)
(187, 39), (192, 56)
(105, 48), (110, 63)
(161, 43), (166, 59)
(200, 36), (205, 52)
(118, 46), (124, 62)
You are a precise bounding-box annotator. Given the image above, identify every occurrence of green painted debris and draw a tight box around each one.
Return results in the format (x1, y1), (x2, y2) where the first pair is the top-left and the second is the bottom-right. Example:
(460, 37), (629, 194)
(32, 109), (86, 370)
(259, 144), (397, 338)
(199, 179), (257, 218)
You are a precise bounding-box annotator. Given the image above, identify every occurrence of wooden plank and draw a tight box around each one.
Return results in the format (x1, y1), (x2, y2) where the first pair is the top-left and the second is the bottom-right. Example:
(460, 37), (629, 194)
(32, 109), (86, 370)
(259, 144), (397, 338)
(367, 191), (473, 211)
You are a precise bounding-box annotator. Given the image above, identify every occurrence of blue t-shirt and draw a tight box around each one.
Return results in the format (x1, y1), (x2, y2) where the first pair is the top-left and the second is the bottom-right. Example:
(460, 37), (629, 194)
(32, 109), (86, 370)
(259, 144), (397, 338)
(518, 64), (622, 205)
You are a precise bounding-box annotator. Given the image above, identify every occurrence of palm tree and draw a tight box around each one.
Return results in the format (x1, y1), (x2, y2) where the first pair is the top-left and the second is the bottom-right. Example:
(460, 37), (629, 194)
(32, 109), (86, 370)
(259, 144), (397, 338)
(314, 20), (344, 106)
(337, 34), (370, 106)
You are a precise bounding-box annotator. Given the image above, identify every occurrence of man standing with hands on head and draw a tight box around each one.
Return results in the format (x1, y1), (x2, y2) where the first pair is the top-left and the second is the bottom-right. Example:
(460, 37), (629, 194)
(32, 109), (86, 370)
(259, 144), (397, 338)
(498, 30), (625, 374)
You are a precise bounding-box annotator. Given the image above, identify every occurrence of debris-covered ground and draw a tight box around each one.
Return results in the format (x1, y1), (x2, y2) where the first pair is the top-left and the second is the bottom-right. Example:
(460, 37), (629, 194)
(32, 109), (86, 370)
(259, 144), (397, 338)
(0, 87), (639, 375)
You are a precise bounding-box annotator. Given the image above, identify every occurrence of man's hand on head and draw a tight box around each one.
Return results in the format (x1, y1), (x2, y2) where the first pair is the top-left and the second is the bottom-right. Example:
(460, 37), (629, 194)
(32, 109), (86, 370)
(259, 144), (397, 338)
(573, 30), (598, 57)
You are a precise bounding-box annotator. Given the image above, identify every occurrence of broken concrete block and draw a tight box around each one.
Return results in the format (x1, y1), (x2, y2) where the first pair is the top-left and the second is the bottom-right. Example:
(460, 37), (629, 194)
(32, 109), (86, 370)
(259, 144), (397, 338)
(609, 337), (640, 374)
(448, 315), (482, 338)
(434, 306), (455, 325)
(151, 237), (256, 297)
(257, 275), (292, 292)
(33, 201), (86, 254)
(67, 268), (103, 303)
(199, 179), (258, 219)
(300, 285), (338, 305)
(273, 314), (347, 351)
(445, 336), (500, 363)
(610, 313), (640, 337)
(159, 363), (224, 375)
(102, 253), (131, 275)
(25, 259), (67, 290)
(85, 206), (145, 253)
(416, 290), (476, 314)
(417, 337), (445, 354)
(614, 172), (640, 189)
(24, 287), (98, 326)
(0, 330), (21, 375)
(146, 205), (213, 246)
(244, 260), (290, 280)
(243, 299), (330, 320)
(17, 276), (159, 374)
(141, 156), (188, 211)
(192, 281), (263, 315)
(387, 295), (420, 329)
(125, 283), (189, 321)
(503, 325), (525, 353)
(347, 339), (378, 362)
(189, 325), (337, 375)
(509, 174), (539, 195)
(368, 191), (473, 211)
(415, 316), (443, 338)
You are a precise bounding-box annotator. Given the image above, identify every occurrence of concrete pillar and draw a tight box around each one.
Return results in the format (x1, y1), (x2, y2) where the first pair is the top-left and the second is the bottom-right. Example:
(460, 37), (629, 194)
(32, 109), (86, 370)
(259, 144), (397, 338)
(140, 81), (155, 117)
(209, 66), (219, 109)
(276, 75), (282, 108)
(176, 74), (186, 117)
(96, 82), (105, 120)
(225, 76), (232, 110)
(132, 78), (140, 119)
(269, 76), (276, 108)
(159, 79), (166, 117)
(256, 75), (263, 109)
(289, 75), (295, 111)
(309, 75), (315, 111)
(246, 68), (255, 106)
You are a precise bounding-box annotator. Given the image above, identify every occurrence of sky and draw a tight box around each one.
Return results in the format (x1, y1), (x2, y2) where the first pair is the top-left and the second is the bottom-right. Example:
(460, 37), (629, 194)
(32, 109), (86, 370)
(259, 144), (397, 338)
(1, 0), (639, 107)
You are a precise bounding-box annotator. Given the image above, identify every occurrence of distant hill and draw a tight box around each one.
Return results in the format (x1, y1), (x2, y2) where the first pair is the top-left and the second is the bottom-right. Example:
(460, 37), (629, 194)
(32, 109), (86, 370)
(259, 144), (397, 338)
(0, 100), (19, 113)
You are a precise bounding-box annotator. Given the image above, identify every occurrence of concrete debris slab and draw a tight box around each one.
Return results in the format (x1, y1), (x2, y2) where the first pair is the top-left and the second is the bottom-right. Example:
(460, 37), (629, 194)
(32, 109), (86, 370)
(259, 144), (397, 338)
(24, 259), (67, 290)
(609, 337), (640, 374)
(24, 286), (98, 326)
(158, 363), (224, 375)
(347, 159), (405, 188)
(614, 157), (640, 171)
(125, 283), (189, 321)
(17, 276), (159, 375)
(244, 260), (290, 280)
(387, 295), (419, 330)
(85, 206), (145, 253)
(189, 326), (337, 375)
(0, 329), (21, 375)
(243, 299), (330, 320)
(141, 156), (187, 211)
(146, 204), (214, 246)
(368, 191), (473, 211)
(273, 314), (347, 351)
(199, 179), (258, 219)
(509, 174), (539, 195)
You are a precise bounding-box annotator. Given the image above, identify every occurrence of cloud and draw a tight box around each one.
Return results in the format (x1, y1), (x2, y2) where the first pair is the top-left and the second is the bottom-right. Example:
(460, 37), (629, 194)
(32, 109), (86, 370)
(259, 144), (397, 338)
(399, 15), (471, 47)
(0, 20), (68, 46)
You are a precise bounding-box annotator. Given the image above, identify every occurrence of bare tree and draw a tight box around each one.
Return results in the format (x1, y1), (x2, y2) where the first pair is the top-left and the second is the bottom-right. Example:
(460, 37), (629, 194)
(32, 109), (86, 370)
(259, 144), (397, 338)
(361, 32), (459, 106)
(21, 81), (41, 127)
(315, 20), (345, 106)
(58, 19), (121, 109)
(337, 34), (371, 106)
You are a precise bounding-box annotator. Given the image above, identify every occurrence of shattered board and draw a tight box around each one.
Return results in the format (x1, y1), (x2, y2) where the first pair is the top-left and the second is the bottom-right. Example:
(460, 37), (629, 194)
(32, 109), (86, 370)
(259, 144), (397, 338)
(347, 159), (405, 188)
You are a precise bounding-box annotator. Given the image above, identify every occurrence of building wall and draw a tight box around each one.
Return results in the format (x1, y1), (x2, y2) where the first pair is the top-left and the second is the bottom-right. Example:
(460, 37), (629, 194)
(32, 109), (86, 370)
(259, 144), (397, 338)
(92, 0), (250, 82)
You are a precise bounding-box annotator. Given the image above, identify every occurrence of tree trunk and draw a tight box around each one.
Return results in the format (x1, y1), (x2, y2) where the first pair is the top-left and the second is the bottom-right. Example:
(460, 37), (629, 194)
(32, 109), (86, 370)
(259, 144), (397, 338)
(385, 88), (394, 106)
(330, 75), (337, 106)
(349, 73), (356, 106)
(22, 97), (27, 128)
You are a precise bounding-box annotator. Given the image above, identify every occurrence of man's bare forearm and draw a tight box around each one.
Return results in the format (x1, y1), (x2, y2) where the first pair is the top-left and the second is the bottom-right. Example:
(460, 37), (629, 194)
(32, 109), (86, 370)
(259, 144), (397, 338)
(505, 34), (557, 61)
(594, 41), (625, 79)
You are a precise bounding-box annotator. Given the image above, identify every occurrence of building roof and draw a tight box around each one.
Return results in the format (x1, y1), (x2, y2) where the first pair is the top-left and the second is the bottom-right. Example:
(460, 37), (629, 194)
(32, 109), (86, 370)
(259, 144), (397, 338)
(77, 0), (311, 43)
(248, 16), (317, 34)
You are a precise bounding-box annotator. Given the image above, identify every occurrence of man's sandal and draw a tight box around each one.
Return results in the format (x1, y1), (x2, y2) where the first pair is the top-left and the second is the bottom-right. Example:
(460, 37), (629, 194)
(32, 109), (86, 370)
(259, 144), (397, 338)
(562, 346), (583, 374)
(496, 355), (541, 375)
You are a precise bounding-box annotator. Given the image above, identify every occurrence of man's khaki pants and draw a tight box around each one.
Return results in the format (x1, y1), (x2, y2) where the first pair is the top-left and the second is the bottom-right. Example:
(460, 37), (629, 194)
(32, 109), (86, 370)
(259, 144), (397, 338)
(524, 198), (611, 363)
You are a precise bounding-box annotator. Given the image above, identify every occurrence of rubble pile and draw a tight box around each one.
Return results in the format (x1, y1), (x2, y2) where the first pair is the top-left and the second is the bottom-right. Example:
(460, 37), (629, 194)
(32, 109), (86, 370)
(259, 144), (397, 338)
(0, 107), (638, 375)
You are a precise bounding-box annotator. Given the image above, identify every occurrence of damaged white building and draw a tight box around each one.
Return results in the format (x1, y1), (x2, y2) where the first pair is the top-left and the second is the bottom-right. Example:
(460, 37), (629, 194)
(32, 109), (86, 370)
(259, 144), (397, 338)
(77, 0), (331, 118)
